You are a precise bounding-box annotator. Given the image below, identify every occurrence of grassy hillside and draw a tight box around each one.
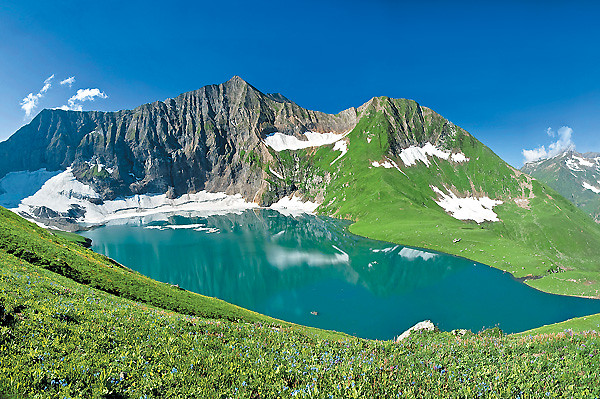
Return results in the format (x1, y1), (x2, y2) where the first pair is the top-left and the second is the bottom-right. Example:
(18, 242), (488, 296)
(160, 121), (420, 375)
(279, 97), (600, 298)
(521, 314), (600, 335)
(2, 208), (600, 398)
(0, 207), (344, 338)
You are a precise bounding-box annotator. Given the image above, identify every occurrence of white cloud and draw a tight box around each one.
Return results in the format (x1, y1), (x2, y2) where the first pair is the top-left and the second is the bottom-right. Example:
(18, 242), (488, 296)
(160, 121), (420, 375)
(41, 74), (54, 93)
(522, 126), (575, 164)
(20, 74), (55, 117)
(60, 76), (75, 87)
(61, 88), (108, 111)
(20, 93), (39, 117)
(547, 126), (574, 155)
(69, 88), (107, 103)
(522, 147), (548, 163)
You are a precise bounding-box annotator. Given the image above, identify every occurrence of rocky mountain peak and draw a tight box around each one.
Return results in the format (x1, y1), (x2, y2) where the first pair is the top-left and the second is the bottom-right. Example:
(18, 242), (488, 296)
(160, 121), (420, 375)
(226, 75), (249, 86)
(0, 77), (359, 208)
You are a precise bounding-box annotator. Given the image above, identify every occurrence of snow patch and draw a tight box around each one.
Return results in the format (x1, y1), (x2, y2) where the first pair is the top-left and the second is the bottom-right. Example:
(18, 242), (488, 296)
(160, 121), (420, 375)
(14, 169), (257, 225)
(269, 167), (284, 180)
(269, 194), (320, 216)
(582, 182), (600, 194)
(450, 152), (468, 163)
(330, 140), (348, 165)
(370, 158), (407, 177)
(85, 161), (114, 174)
(399, 247), (438, 261)
(399, 142), (468, 167)
(566, 158), (583, 171)
(431, 186), (503, 223)
(264, 131), (347, 152)
(371, 161), (394, 169)
(573, 156), (595, 168)
(0, 169), (61, 208)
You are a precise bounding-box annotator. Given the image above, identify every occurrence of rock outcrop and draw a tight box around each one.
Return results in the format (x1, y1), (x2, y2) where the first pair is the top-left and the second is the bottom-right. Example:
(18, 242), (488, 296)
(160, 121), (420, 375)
(396, 320), (437, 342)
(0, 76), (358, 204)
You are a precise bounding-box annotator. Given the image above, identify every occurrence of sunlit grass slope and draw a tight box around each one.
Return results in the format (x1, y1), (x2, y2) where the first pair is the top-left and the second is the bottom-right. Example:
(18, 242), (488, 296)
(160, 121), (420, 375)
(0, 206), (341, 334)
(2, 208), (600, 398)
(521, 314), (600, 335)
(298, 97), (600, 298)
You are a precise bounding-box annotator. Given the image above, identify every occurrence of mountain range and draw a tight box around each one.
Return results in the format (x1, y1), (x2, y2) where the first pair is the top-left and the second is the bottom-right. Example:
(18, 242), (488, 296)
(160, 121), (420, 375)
(522, 151), (600, 223)
(1, 76), (600, 298)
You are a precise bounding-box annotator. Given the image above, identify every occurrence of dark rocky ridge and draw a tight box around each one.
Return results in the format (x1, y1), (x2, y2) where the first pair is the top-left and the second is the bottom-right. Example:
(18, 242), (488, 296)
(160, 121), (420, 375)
(356, 96), (466, 156)
(0, 76), (358, 204)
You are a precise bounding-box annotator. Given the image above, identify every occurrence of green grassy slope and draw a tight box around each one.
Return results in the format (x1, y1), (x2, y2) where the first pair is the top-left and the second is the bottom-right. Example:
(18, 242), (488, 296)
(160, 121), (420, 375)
(0, 207), (343, 338)
(521, 313), (600, 335)
(3, 208), (600, 398)
(279, 97), (600, 298)
(48, 229), (92, 248)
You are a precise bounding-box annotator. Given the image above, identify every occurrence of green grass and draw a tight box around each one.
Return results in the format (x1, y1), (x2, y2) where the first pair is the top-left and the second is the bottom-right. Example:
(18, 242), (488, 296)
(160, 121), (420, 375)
(3, 217), (600, 398)
(298, 98), (600, 298)
(48, 229), (91, 248)
(0, 207), (343, 339)
(521, 314), (600, 335)
(4, 97), (600, 396)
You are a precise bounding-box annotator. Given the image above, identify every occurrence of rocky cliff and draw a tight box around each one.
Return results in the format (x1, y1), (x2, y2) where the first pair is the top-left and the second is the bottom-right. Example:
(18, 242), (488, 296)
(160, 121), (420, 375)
(0, 76), (358, 203)
(1, 77), (487, 231)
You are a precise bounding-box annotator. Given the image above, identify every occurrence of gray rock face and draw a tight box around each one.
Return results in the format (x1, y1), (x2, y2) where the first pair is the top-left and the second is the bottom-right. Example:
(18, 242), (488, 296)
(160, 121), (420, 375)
(357, 96), (465, 157)
(0, 76), (358, 204)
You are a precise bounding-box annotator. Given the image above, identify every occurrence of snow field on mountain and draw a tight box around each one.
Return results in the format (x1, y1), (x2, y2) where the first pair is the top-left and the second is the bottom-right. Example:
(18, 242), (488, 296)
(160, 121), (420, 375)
(582, 182), (600, 194)
(0, 169), (61, 208)
(264, 131), (348, 152)
(13, 169), (259, 225)
(399, 142), (469, 167)
(431, 186), (503, 223)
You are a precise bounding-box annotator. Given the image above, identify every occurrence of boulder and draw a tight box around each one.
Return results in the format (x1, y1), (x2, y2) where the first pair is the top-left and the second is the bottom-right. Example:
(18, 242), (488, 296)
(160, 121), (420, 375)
(396, 320), (436, 342)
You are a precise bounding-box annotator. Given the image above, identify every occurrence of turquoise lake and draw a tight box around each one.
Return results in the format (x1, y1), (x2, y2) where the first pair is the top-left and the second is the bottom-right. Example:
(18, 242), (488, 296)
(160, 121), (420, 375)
(81, 209), (600, 339)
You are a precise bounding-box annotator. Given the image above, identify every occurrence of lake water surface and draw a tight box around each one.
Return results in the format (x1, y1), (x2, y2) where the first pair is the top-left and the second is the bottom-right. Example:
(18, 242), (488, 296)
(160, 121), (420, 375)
(82, 209), (600, 339)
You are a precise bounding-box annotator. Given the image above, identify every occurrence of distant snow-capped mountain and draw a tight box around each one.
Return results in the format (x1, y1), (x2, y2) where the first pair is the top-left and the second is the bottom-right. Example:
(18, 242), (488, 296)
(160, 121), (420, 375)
(522, 151), (600, 222)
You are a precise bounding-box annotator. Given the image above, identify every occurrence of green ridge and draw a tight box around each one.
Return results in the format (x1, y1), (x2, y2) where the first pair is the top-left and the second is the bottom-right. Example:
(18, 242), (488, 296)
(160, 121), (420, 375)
(272, 98), (600, 299)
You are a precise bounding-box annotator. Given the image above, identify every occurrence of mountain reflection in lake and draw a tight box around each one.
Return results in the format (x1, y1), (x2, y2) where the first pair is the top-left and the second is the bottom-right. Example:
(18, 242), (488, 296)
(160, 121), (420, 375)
(82, 209), (600, 339)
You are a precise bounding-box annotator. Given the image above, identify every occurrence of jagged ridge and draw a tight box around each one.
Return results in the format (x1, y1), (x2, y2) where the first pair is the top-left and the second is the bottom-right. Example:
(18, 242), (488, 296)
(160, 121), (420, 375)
(0, 76), (357, 201)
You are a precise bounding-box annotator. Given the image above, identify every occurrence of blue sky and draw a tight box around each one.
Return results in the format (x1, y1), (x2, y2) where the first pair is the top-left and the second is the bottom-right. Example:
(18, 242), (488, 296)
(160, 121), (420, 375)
(1, 0), (599, 166)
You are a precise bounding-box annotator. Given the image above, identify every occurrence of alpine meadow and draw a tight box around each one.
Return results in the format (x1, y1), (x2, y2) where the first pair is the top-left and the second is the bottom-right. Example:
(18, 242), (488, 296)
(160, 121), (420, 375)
(2, 2), (600, 397)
